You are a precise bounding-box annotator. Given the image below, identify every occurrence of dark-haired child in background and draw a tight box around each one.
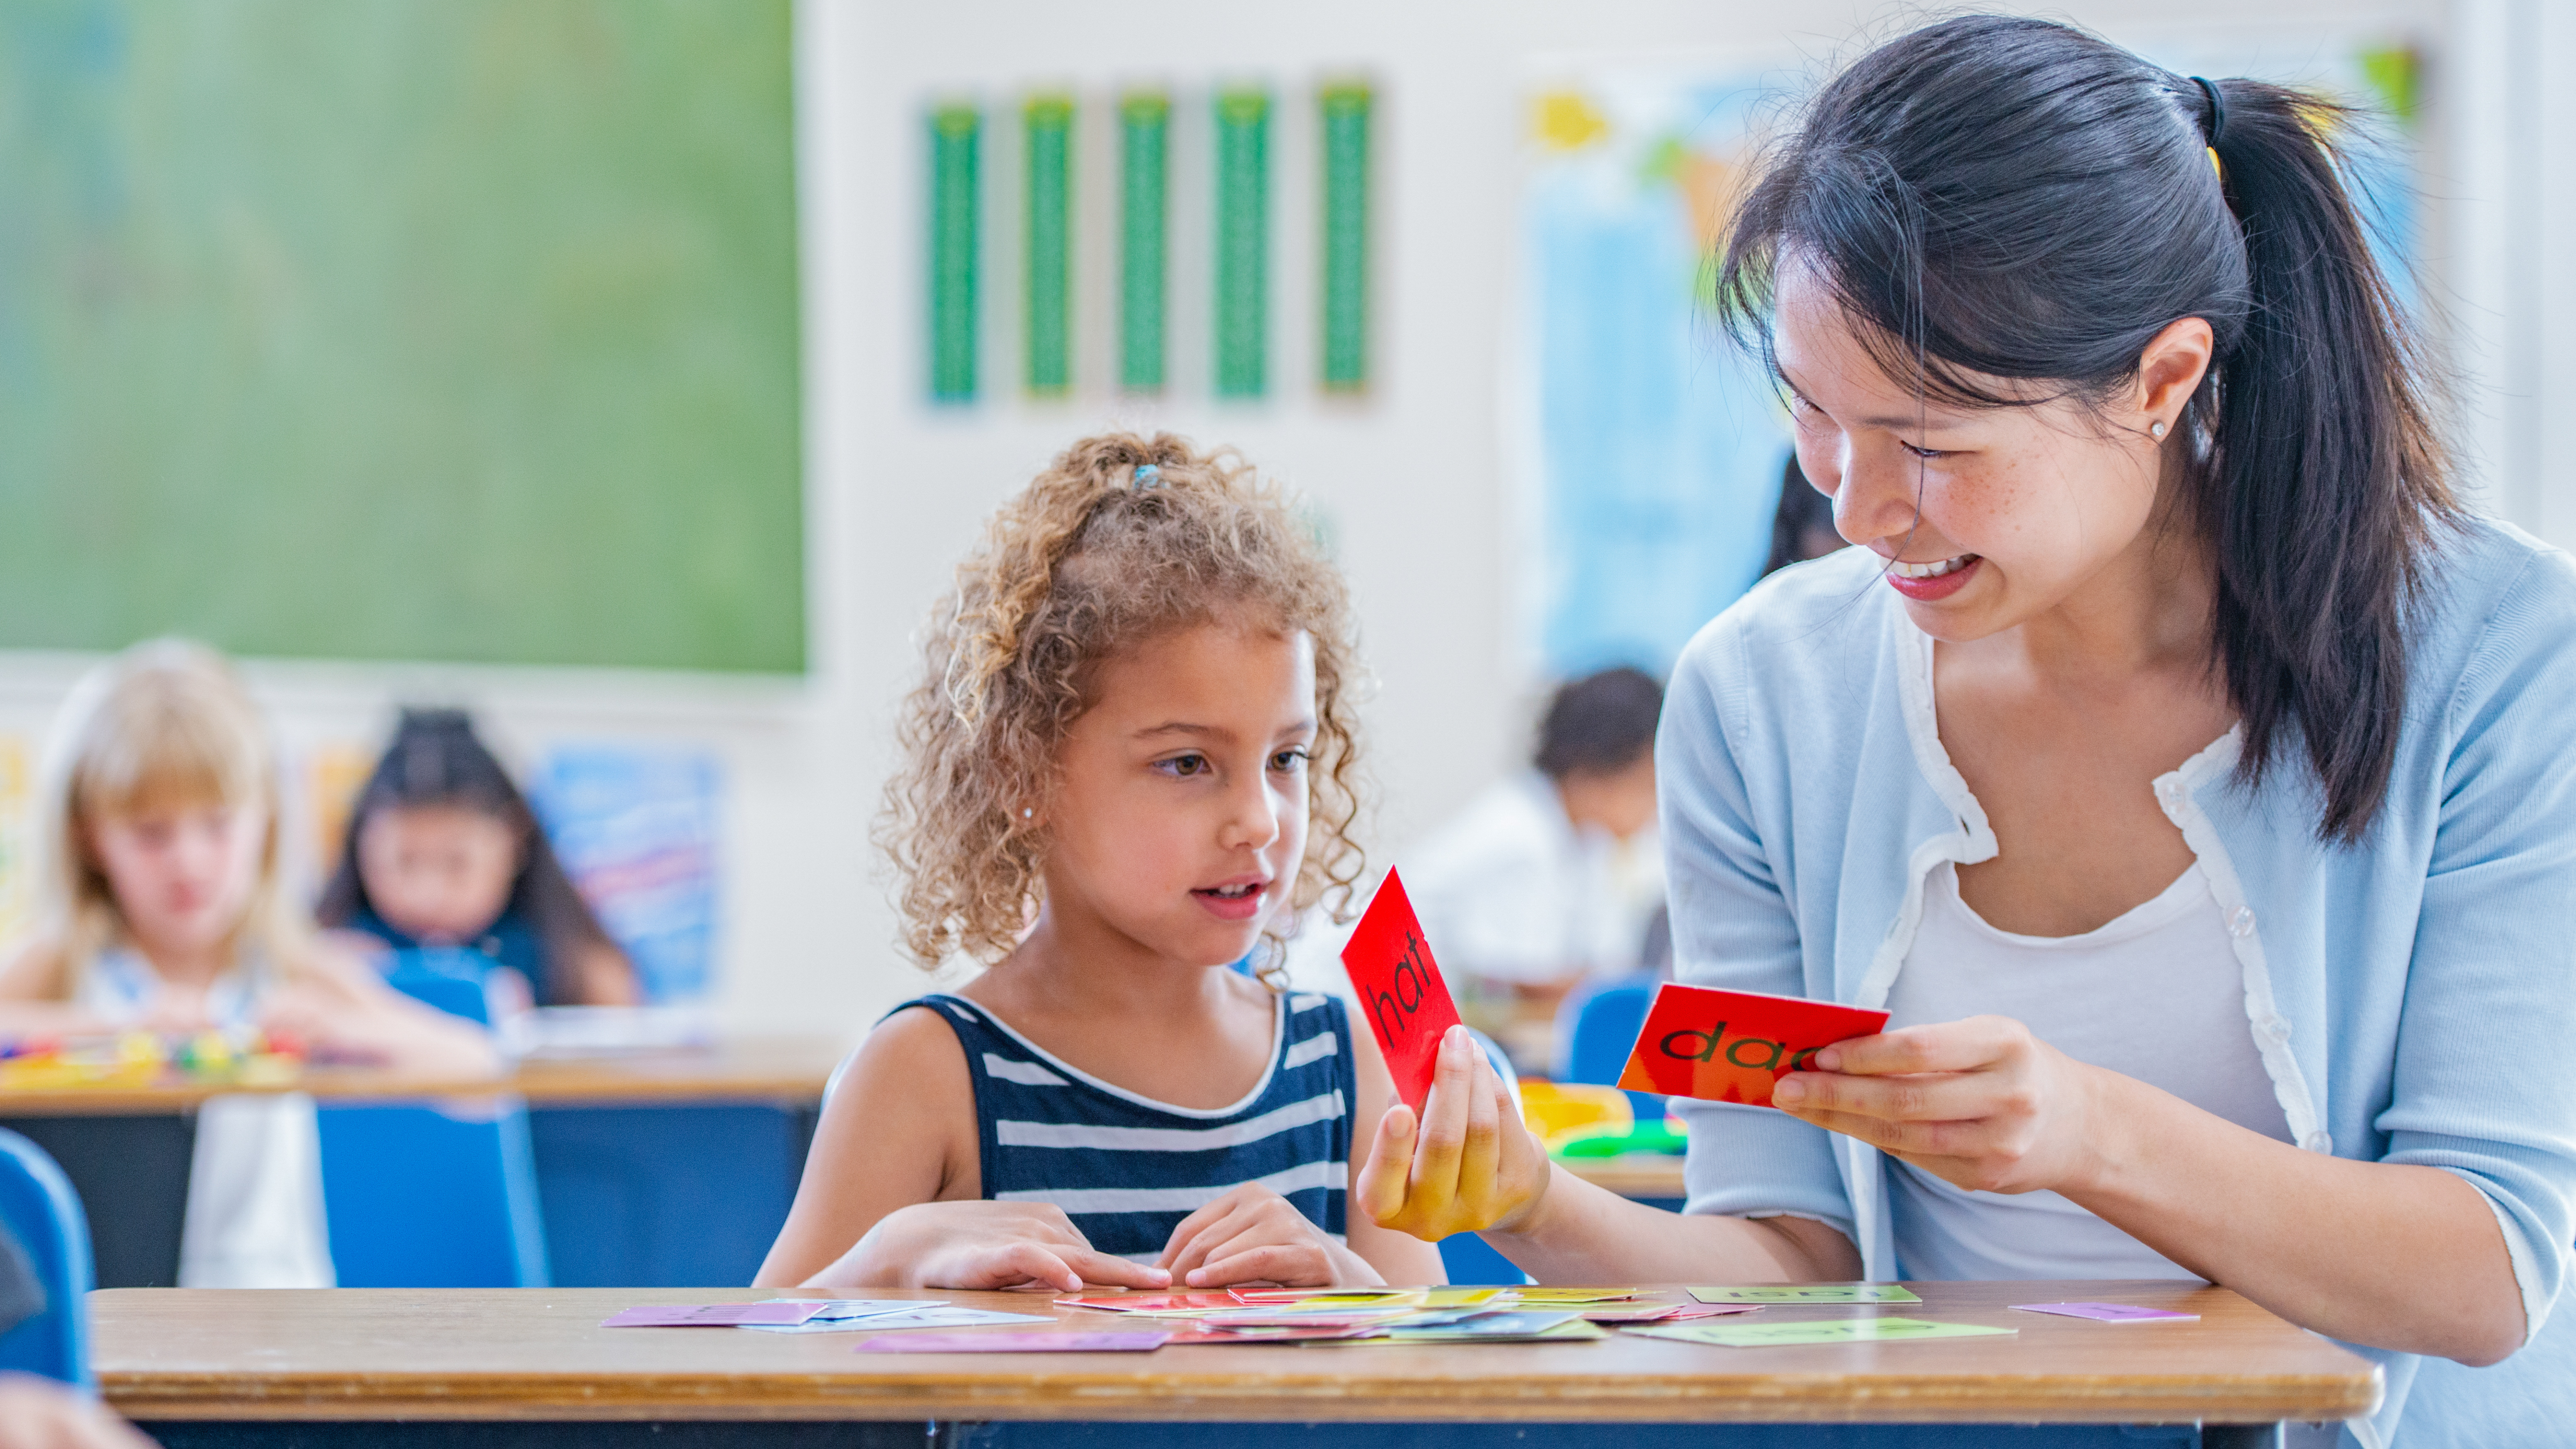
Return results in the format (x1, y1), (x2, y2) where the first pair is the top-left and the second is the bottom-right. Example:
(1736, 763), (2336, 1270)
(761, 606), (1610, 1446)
(1762, 450), (1847, 577)
(1400, 667), (1666, 1066)
(317, 710), (639, 1008)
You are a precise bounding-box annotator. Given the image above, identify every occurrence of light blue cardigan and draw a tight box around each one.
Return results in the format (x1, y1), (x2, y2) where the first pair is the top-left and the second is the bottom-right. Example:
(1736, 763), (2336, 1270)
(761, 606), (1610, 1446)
(1659, 517), (2576, 1448)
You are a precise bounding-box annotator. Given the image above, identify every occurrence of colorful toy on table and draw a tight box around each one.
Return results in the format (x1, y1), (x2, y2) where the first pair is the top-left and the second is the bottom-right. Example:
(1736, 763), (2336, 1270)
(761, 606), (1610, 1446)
(0, 1027), (305, 1091)
(1518, 1079), (1686, 1161)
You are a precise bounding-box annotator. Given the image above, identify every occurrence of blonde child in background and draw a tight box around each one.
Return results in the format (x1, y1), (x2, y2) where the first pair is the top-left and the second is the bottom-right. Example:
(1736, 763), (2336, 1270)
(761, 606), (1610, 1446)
(759, 434), (1482, 1293)
(0, 641), (497, 1287)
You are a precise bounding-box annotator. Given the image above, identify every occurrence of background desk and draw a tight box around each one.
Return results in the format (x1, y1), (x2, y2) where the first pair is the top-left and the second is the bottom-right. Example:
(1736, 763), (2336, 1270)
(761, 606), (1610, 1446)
(0, 1037), (847, 1287)
(97, 1282), (2376, 1449)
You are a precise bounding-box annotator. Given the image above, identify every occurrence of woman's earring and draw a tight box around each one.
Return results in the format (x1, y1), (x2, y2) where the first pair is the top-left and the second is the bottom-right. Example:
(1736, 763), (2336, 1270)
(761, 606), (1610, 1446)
(2150, 420), (2169, 440)
(1021, 808), (1034, 819)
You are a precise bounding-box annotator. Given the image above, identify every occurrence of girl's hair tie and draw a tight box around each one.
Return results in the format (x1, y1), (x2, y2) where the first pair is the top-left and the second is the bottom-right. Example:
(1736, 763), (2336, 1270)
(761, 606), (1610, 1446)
(1131, 463), (1162, 489)
(2190, 76), (2227, 147)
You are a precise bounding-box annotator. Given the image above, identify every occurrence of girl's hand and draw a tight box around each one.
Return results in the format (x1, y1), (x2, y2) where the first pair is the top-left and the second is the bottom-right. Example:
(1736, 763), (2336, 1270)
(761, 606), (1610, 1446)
(1353, 1025), (1552, 1242)
(1159, 1184), (1379, 1288)
(1772, 1015), (2108, 1195)
(824, 1201), (1172, 1293)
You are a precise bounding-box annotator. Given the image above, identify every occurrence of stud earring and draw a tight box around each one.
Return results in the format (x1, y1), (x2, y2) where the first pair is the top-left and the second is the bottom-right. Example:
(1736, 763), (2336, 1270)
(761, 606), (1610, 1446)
(2150, 421), (2168, 440)
(1021, 808), (1034, 819)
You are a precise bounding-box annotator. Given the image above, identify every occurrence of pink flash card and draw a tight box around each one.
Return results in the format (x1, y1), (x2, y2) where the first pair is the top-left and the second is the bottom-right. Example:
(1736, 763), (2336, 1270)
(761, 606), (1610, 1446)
(603, 1302), (823, 1327)
(1340, 869), (1464, 1112)
(2011, 1301), (2199, 1323)
(1056, 1292), (1248, 1314)
(855, 1331), (1171, 1353)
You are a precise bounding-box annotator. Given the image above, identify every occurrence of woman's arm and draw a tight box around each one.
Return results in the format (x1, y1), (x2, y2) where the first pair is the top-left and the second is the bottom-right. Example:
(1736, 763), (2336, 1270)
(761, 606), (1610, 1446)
(754, 1007), (1167, 1293)
(1778, 1017), (2527, 1364)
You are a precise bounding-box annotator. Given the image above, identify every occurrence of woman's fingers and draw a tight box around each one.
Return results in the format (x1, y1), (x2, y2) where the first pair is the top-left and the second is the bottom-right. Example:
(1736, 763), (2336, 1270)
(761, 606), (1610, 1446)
(1814, 1016), (2025, 1076)
(1774, 1065), (2001, 1121)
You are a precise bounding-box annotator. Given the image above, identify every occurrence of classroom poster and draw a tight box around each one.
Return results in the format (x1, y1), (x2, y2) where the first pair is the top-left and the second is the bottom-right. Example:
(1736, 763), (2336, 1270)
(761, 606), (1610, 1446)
(1514, 34), (2424, 683)
(532, 745), (723, 1004)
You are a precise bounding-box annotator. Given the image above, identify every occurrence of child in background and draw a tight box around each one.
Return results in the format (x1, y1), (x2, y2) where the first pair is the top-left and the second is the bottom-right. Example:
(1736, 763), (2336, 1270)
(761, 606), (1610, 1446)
(316, 709), (638, 1008)
(759, 433), (1475, 1293)
(0, 641), (497, 1286)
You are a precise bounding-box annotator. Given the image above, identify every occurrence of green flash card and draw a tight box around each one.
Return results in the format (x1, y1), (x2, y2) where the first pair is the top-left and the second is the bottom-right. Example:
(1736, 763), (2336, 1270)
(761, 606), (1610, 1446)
(1690, 1284), (1921, 1304)
(1627, 1316), (2013, 1349)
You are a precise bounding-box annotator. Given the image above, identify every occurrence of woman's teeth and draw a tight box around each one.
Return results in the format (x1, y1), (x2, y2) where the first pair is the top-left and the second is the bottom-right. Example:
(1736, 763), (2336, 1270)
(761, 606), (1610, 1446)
(1891, 553), (1975, 579)
(1203, 883), (1261, 899)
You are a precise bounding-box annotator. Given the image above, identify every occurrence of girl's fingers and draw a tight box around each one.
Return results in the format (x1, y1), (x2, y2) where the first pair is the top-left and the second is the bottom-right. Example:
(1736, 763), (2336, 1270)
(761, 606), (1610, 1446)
(1454, 1054), (1504, 1206)
(1157, 1191), (1246, 1270)
(1191, 1244), (1329, 1288)
(1166, 1206), (1257, 1279)
(1061, 1246), (1171, 1289)
(1410, 1029), (1481, 1191)
(1354, 1104), (1418, 1224)
(972, 1241), (1087, 1292)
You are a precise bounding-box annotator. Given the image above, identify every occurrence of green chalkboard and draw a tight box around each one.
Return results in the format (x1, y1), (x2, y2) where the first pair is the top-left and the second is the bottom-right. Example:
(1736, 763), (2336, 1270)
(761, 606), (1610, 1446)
(0, 0), (804, 673)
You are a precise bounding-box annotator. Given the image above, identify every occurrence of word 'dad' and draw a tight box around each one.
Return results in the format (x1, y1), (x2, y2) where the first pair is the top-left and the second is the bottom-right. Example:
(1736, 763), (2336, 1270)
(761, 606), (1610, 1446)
(1618, 983), (1888, 1107)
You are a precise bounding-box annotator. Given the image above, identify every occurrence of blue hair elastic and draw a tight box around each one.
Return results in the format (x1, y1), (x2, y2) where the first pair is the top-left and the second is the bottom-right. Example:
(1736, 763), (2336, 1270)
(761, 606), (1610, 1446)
(1131, 463), (1162, 489)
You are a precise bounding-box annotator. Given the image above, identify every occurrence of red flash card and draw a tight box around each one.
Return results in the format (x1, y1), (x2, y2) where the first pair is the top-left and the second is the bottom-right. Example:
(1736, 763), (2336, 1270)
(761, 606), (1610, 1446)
(1617, 983), (1889, 1107)
(1340, 869), (1463, 1112)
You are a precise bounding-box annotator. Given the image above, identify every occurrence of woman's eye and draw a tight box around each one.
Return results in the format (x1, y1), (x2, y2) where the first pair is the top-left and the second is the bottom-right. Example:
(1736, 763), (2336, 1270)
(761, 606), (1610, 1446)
(1899, 440), (1948, 460)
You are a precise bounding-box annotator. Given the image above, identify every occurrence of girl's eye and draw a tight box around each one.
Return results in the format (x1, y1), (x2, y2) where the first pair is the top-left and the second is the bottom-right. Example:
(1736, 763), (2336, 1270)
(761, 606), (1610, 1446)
(1160, 753), (1210, 778)
(1270, 747), (1310, 773)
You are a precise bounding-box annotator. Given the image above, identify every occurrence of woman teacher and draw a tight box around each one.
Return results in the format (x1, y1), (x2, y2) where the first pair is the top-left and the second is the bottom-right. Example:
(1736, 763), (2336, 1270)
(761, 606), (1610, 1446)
(1353, 17), (2576, 1446)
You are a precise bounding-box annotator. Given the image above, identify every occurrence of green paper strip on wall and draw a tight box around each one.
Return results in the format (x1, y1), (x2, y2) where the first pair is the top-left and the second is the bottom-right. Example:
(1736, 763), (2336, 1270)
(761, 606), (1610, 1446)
(1119, 91), (1170, 394)
(1318, 81), (1372, 392)
(928, 102), (981, 403)
(1024, 94), (1073, 397)
(1213, 86), (1270, 399)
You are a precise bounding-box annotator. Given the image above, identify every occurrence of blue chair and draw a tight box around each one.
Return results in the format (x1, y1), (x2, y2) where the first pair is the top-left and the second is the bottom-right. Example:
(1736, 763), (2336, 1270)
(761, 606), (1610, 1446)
(0, 1128), (94, 1385)
(316, 971), (550, 1288)
(1559, 977), (1665, 1120)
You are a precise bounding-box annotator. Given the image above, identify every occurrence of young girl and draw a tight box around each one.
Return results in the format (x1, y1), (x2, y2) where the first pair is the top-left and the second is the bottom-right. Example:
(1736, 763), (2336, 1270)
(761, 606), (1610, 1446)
(758, 434), (1450, 1292)
(316, 708), (639, 1008)
(1363, 17), (2576, 1448)
(0, 641), (498, 1286)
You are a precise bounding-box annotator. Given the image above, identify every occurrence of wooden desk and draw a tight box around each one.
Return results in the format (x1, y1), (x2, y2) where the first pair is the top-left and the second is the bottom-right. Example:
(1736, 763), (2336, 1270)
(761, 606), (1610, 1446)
(0, 1035), (849, 1115)
(98, 1282), (2377, 1447)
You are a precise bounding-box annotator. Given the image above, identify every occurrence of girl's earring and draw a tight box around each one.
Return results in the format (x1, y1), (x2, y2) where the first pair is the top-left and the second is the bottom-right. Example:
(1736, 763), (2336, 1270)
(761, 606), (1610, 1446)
(2150, 420), (2169, 440)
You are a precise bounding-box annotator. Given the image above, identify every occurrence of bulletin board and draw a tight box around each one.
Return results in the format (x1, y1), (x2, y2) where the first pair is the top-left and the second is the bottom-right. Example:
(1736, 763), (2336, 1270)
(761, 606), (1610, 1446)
(0, 0), (804, 674)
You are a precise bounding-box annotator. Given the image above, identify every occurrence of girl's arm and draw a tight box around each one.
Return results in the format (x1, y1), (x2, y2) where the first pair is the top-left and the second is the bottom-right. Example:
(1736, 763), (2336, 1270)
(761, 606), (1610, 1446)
(259, 943), (500, 1076)
(1354, 1024), (1861, 1284)
(1158, 1001), (1447, 1288)
(0, 942), (118, 1037)
(754, 1006), (1168, 1293)
(565, 939), (641, 1006)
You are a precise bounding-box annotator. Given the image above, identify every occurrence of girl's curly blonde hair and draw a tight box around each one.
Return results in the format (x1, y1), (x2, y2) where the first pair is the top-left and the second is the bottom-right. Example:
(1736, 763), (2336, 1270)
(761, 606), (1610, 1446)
(881, 431), (1367, 972)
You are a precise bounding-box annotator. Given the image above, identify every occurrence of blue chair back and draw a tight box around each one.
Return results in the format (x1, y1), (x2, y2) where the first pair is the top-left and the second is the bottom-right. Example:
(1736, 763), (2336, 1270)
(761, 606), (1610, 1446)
(1560, 978), (1665, 1120)
(0, 1128), (94, 1384)
(317, 969), (548, 1287)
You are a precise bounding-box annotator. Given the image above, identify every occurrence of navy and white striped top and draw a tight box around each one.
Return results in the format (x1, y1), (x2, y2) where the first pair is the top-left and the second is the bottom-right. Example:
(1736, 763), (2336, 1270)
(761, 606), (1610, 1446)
(892, 990), (1357, 1261)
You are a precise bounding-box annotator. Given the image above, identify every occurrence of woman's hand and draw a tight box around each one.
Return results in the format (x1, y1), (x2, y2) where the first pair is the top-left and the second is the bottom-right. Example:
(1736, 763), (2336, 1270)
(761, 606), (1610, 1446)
(1353, 1025), (1553, 1241)
(1771, 1015), (2108, 1195)
(816, 1201), (1172, 1294)
(1159, 1184), (1379, 1288)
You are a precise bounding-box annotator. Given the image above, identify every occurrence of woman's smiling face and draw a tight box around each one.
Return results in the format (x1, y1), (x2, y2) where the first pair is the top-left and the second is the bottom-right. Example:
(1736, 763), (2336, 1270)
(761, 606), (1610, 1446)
(1771, 260), (2201, 643)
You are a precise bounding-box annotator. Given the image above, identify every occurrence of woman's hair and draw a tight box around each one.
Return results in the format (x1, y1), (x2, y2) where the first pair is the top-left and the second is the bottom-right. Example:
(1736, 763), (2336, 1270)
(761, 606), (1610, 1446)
(29, 639), (315, 996)
(1762, 450), (1840, 577)
(881, 431), (1367, 972)
(1713, 15), (2455, 841)
(315, 708), (626, 1006)
(1534, 667), (1665, 781)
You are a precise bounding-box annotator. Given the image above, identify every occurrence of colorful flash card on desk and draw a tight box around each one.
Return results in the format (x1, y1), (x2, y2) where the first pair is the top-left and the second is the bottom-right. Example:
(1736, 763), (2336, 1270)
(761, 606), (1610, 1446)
(1618, 983), (1888, 1106)
(603, 1303), (822, 1327)
(1690, 1284), (1920, 1304)
(1340, 869), (1464, 1110)
(856, 1331), (1170, 1353)
(2012, 1301), (2199, 1322)
(1626, 1316), (2014, 1349)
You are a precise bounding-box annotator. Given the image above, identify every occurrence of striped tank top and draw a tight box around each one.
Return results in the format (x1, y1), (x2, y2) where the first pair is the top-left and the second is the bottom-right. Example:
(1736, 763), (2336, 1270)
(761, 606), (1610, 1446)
(893, 990), (1357, 1261)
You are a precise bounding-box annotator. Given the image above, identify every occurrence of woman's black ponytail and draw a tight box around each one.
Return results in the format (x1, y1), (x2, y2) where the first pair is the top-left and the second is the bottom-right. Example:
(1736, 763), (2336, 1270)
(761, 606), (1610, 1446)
(1714, 15), (2456, 842)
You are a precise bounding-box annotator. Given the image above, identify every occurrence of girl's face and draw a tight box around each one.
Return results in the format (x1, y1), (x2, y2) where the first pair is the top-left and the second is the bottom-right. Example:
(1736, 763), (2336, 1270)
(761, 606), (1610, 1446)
(1042, 620), (1316, 970)
(357, 804), (522, 946)
(87, 800), (267, 959)
(1772, 261), (2202, 643)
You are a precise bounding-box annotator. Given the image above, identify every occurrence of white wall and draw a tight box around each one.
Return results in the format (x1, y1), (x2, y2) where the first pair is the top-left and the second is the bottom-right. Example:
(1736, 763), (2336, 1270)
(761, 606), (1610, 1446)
(9, 0), (2533, 1046)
